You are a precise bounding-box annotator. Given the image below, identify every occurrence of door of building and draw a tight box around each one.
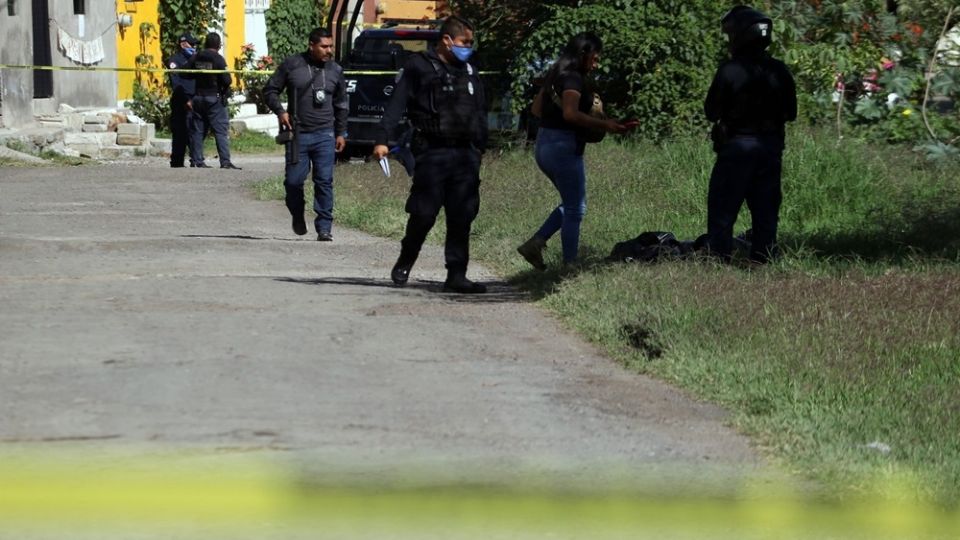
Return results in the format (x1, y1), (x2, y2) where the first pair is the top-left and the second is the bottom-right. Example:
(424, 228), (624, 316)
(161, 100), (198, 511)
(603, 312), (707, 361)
(32, 0), (54, 98)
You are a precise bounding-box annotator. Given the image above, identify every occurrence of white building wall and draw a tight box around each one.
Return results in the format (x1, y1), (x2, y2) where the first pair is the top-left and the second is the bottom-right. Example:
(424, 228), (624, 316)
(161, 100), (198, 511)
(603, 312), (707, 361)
(245, 0), (270, 58)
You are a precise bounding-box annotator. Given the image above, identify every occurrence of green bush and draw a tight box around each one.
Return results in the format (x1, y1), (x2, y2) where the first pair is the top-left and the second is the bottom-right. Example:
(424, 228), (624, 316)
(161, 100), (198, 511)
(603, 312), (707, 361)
(509, 0), (727, 141)
(125, 81), (171, 129)
(769, 0), (960, 160)
(158, 0), (223, 64)
(265, 0), (325, 64)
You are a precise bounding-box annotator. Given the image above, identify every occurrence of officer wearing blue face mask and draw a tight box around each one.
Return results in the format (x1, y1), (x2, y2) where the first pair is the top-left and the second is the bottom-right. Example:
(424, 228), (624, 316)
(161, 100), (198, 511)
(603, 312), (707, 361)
(373, 15), (489, 294)
(167, 33), (199, 168)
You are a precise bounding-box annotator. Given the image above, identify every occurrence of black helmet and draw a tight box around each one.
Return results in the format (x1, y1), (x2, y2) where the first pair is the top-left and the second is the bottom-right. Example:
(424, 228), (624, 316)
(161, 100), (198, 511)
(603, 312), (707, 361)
(721, 5), (773, 53)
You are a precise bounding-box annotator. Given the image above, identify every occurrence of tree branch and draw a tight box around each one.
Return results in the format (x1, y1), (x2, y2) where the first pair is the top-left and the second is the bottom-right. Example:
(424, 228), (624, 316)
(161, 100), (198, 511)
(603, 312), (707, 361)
(921, 6), (956, 141)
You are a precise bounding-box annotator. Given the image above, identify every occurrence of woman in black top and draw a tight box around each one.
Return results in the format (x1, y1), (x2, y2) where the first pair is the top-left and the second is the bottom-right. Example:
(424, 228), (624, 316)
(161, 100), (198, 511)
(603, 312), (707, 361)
(517, 33), (629, 269)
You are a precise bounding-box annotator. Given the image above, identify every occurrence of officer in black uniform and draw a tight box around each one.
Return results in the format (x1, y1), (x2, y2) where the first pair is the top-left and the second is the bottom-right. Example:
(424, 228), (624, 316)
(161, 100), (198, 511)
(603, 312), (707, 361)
(373, 15), (488, 294)
(183, 32), (240, 169)
(704, 5), (797, 263)
(166, 33), (197, 168)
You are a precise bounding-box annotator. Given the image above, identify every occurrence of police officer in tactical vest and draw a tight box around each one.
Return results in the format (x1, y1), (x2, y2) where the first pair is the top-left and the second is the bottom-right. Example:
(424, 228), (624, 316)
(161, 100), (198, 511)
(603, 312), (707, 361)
(183, 32), (241, 169)
(373, 16), (488, 294)
(167, 33), (198, 168)
(704, 5), (797, 263)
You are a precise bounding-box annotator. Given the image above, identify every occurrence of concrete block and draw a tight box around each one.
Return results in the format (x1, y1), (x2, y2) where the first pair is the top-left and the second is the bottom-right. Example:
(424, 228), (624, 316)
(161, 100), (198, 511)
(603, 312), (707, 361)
(32, 98), (58, 117)
(117, 134), (143, 146)
(83, 124), (109, 133)
(232, 113), (279, 135)
(84, 115), (108, 125)
(65, 131), (116, 144)
(139, 123), (156, 141)
(150, 138), (172, 155)
(58, 104), (77, 114)
(237, 103), (259, 117)
(116, 123), (140, 136)
(20, 127), (65, 148)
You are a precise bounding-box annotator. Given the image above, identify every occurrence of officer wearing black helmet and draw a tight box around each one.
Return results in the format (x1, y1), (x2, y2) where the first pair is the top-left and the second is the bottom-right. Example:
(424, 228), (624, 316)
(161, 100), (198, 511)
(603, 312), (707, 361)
(373, 15), (488, 294)
(167, 33), (198, 168)
(704, 5), (797, 263)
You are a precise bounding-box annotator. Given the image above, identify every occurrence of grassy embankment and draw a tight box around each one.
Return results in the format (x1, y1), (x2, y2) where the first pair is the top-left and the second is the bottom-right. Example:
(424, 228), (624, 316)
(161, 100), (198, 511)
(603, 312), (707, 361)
(254, 128), (960, 502)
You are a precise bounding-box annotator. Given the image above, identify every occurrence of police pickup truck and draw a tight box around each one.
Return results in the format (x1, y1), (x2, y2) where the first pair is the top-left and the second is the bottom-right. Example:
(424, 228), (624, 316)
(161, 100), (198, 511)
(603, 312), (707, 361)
(342, 26), (439, 156)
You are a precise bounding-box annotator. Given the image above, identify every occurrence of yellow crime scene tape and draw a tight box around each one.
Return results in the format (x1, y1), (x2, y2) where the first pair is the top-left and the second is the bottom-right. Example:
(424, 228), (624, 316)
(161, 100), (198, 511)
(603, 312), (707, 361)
(0, 451), (958, 539)
(0, 64), (500, 76)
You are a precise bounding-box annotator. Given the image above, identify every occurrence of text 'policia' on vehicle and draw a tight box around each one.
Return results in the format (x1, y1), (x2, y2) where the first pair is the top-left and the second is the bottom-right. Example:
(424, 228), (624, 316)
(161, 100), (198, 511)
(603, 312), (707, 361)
(341, 25), (439, 156)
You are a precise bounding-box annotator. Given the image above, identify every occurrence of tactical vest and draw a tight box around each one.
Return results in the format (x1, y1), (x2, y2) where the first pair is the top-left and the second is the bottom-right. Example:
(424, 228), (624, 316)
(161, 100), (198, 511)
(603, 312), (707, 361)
(413, 54), (482, 141)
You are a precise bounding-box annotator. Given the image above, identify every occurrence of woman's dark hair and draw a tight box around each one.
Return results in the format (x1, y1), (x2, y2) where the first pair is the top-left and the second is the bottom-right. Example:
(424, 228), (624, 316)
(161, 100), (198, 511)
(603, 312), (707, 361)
(543, 32), (603, 92)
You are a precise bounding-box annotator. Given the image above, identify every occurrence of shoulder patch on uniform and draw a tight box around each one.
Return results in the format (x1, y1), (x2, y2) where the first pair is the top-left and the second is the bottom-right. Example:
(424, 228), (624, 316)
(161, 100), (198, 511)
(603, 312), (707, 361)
(395, 68), (404, 84)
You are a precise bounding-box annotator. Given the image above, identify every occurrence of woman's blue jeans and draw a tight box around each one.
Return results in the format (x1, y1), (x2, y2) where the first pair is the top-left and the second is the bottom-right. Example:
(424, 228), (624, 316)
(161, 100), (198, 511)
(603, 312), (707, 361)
(534, 128), (587, 263)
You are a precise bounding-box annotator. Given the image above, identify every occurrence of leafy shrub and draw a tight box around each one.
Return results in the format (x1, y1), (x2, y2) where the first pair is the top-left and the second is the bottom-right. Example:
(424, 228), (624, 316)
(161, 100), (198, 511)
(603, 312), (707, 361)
(770, 0), (960, 160)
(265, 0), (325, 64)
(234, 44), (276, 114)
(509, 0), (727, 141)
(125, 81), (171, 128)
(158, 0), (223, 64)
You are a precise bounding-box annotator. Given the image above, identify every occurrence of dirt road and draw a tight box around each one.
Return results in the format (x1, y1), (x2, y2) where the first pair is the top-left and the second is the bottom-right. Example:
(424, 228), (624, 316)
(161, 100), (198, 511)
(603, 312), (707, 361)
(0, 157), (758, 494)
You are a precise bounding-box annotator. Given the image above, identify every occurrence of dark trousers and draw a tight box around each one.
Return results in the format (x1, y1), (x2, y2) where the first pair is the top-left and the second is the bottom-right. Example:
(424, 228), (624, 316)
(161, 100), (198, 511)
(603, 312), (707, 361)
(189, 96), (231, 167)
(168, 95), (194, 167)
(399, 146), (481, 273)
(707, 135), (784, 263)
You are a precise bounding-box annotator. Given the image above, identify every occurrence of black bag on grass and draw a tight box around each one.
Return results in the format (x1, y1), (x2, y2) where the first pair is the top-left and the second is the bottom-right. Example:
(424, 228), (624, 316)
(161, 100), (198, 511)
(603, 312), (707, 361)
(607, 231), (708, 263)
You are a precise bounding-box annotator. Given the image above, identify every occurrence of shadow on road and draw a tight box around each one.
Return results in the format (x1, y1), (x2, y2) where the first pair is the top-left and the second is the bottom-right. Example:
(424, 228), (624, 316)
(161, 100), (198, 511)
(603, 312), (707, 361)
(274, 276), (529, 304)
(180, 234), (304, 242)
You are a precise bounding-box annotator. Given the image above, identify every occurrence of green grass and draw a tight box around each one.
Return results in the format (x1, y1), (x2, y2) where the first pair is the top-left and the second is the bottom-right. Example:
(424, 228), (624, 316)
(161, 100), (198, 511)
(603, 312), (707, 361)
(253, 128), (960, 503)
(204, 129), (283, 156)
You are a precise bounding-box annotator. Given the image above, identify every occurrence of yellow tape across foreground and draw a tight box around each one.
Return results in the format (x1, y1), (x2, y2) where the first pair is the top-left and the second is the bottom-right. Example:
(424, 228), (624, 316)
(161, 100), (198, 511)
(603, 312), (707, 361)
(0, 452), (958, 539)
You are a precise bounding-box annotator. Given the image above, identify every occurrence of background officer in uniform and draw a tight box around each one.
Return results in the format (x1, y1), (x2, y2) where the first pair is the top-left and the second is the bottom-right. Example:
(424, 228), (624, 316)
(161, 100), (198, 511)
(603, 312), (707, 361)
(183, 32), (240, 170)
(704, 5), (797, 263)
(167, 33), (198, 168)
(263, 28), (348, 242)
(373, 15), (488, 294)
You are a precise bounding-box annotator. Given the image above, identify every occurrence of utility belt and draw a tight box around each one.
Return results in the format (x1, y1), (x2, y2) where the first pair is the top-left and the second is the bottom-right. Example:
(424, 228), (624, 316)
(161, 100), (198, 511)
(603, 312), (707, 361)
(419, 134), (474, 149)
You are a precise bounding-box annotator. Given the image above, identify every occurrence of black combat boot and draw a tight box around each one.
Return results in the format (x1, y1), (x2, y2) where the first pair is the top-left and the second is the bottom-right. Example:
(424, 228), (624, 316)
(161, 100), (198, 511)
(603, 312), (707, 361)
(391, 251), (418, 286)
(443, 269), (486, 294)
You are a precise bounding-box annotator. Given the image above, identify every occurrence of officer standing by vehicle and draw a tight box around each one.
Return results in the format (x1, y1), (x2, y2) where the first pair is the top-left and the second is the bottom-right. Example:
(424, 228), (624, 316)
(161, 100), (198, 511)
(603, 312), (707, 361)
(184, 32), (241, 170)
(704, 5), (796, 264)
(166, 33), (198, 168)
(263, 28), (348, 242)
(373, 15), (488, 294)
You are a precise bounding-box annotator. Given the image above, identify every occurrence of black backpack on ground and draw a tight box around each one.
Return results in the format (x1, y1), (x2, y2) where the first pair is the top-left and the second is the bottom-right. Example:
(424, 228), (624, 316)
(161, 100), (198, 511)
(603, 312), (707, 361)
(606, 231), (709, 263)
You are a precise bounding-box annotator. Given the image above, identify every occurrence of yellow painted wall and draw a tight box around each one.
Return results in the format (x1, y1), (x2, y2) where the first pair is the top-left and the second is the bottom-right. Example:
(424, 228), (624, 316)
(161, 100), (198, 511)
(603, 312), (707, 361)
(115, 0), (245, 100)
(223, 0), (245, 83)
(380, 1), (440, 22)
(116, 0), (162, 100)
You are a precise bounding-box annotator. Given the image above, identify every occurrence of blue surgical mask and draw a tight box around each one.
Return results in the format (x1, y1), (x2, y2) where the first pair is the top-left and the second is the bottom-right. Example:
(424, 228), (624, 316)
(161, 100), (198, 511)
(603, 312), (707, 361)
(185, 47), (196, 56)
(451, 45), (473, 63)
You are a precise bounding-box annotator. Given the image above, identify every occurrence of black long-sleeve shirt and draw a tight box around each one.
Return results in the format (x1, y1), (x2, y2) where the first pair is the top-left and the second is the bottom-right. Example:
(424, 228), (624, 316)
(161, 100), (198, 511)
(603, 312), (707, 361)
(167, 50), (196, 100)
(183, 48), (231, 97)
(263, 53), (348, 136)
(704, 52), (797, 136)
(376, 49), (487, 148)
